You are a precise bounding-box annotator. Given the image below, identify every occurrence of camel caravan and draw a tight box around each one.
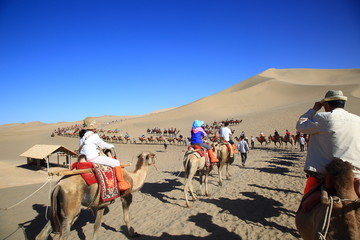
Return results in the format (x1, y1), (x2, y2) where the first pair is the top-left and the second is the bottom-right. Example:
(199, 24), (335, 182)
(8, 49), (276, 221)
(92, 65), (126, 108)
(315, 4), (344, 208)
(42, 115), (360, 239)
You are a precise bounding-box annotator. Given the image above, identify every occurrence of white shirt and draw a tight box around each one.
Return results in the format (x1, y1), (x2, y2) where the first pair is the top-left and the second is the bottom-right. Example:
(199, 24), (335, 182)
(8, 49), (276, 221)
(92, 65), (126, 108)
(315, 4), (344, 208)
(296, 108), (360, 177)
(299, 136), (306, 145)
(220, 127), (232, 141)
(79, 131), (115, 160)
(237, 140), (249, 153)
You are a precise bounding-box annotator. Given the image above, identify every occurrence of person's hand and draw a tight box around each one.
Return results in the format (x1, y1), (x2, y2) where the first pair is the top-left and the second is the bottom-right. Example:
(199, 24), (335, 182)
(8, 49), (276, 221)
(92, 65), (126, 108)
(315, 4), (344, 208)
(312, 101), (323, 111)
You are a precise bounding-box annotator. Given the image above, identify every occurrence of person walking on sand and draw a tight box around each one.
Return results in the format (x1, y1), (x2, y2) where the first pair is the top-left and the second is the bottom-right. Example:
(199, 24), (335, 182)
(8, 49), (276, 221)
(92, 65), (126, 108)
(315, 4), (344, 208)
(237, 136), (249, 167)
(79, 117), (131, 191)
(296, 90), (360, 195)
(299, 135), (305, 152)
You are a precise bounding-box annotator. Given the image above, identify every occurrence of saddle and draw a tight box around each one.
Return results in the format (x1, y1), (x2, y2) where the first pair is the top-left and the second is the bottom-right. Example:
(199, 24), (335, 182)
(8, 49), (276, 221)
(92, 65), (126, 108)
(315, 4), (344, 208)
(188, 145), (210, 166)
(71, 162), (120, 202)
(298, 176), (335, 212)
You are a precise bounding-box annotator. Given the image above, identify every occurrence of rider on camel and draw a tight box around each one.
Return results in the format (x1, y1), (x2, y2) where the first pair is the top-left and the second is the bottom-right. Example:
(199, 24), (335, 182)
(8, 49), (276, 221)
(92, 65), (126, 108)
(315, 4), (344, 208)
(296, 90), (360, 195)
(190, 120), (218, 163)
(274, 130), (280, 140)
(285, 129), (291, 141)
(79, 117), (131, 191)
(220, 122), (237, 154)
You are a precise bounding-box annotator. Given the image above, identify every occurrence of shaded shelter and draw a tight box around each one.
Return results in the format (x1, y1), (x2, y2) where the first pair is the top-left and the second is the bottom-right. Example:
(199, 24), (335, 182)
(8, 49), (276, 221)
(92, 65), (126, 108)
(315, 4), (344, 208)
(20, 144), (77, 169)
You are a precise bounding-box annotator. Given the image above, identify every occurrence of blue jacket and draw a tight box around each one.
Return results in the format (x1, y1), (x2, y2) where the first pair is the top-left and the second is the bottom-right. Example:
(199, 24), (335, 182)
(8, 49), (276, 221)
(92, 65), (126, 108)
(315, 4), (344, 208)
(191, 127), (206, 144)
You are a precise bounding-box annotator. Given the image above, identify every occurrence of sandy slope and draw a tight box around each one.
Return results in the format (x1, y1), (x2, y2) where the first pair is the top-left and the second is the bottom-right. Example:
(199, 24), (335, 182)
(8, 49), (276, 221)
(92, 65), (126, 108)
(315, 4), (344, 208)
(0, 68), (359, 239)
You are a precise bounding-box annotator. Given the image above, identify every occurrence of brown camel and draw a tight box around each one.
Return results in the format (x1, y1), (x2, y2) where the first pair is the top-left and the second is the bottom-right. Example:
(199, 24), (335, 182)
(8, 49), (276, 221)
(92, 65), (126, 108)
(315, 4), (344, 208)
(138, 137), (147, 144)
(268, 134), (282, 147)
(183, 148), (213, 208)
(36, 152), (156, 240)
(281, 135), (293, 147)
(156, 136), (165, 144)
(167, 137), (175, 144)
(295, 158), (360, 240)
(256, 136), (268, 146)
(214, 142), (233, 186)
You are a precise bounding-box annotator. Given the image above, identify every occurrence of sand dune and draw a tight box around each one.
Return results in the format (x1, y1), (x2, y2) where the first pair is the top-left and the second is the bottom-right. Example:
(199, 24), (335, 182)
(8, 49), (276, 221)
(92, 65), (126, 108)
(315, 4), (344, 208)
(0, 68), (359, 239)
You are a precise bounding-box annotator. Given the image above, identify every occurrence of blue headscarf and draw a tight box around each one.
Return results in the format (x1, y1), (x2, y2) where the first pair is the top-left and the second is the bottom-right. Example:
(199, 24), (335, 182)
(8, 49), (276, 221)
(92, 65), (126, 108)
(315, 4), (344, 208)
(192, 120), (204, 129)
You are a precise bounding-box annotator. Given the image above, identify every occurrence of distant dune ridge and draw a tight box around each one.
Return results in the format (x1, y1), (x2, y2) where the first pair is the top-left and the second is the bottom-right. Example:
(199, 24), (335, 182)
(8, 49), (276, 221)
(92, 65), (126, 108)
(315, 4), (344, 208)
(1, 68), (359, 139)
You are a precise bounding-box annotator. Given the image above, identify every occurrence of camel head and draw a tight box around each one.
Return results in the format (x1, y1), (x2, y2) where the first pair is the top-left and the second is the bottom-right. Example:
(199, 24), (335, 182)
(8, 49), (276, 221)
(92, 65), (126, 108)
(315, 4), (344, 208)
(135, 152), (157, 170)
(326, 158), (356, 198)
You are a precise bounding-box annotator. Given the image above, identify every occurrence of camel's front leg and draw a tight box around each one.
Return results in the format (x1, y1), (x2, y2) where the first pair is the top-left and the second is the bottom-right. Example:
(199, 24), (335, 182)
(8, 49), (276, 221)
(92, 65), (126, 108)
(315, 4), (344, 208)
(121, 194), (140, 237)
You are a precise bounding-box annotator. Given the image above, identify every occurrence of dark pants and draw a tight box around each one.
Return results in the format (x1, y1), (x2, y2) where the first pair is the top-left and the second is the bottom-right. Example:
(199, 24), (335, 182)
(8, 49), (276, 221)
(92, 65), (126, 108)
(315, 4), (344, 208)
(300, 143), (305, 152)
(240, 153), (247, 164)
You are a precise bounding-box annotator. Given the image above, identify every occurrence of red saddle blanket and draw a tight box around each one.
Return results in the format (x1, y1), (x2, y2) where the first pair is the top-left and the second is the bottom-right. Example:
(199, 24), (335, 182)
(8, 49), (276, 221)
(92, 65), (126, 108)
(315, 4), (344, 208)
(188, 145), (205, 157)
(298, 176), (335, 212)
(71, 162), (120, 202)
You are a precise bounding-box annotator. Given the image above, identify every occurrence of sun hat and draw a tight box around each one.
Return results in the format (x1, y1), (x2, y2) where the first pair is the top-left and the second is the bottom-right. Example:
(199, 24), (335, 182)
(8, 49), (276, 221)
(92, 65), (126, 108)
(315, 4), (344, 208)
(320, 90), (348, 103)
(192, 120), (204, 129)
(83, 117), (97, 130)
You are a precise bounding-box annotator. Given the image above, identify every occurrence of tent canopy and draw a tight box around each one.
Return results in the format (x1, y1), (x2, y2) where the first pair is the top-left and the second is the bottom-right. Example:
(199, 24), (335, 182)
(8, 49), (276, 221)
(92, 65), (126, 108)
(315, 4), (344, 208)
(20, 144), (77, 159)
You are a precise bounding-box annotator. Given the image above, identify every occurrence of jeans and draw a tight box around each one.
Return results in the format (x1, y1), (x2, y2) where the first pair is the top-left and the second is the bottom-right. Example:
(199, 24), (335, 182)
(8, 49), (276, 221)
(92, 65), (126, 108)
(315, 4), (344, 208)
(240, 153), (247, 164)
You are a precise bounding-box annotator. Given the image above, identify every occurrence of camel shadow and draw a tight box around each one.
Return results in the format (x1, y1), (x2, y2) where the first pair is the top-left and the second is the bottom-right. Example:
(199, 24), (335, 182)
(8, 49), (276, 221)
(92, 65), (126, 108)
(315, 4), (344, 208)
(203, 192), (300, 238)
(125, 212), (242, 239)
(268, 160), (294, 167)
(248, 183), (302, 196)
(23, 204), (110, 239)
(140, 178), (183, 204)
(19, 204), (48, 239)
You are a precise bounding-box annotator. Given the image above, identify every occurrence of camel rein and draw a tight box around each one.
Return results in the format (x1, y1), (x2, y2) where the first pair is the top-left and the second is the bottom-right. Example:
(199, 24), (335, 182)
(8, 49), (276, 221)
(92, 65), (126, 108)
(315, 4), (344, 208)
(0, 176), (54, 211)
(318, 196), (360, 240)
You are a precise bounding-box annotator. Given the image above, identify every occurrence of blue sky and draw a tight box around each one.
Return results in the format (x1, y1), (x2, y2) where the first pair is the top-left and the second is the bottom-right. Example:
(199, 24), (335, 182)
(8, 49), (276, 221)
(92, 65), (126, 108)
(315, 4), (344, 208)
(1, 0), (359, 124)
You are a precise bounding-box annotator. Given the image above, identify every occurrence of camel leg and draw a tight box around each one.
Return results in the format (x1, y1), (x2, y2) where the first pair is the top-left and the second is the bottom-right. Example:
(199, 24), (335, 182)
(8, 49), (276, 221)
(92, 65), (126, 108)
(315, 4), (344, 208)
(92, 208), (104, 240)
(121, 194), (139, 237)
(184, 170), (198, 207)
(204, 170), (211, 197)
(198, 170), (204, 196)
(35, 221), (52, 240)
(226, 164), (231, 180)
(218, 164), (223, 186)
(59, 189), (82, 239)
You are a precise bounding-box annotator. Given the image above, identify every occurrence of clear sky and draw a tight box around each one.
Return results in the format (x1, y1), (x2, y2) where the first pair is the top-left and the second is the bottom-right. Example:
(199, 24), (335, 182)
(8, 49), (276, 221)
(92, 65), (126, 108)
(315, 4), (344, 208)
(1, 0), (359, 124)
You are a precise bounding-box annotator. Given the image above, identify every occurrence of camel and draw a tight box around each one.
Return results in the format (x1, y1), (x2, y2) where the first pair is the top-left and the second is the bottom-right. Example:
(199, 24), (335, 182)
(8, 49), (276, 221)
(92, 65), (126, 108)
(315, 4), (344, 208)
(214, 142), (233, 186)
(124, 136), (131, 144)
(256, 136), (268, 146)
(183, 148), (213, 208)
(281, 135), (293, 147)
(292, 134), (300, 147)
(166, 137), (175, 144)
(175, 137), (184, 145)
(295, 158), (360, 240)
(147, 136), (155, 144)
(156, 136), (165, 144)
(268, 134), (282, 148)
(138, 137), (147, 144)
(36, 152), (156, 240)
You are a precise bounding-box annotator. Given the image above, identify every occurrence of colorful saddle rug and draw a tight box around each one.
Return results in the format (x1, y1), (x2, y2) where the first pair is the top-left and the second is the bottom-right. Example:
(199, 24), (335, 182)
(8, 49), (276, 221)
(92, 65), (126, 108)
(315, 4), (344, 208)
(187, 145), (210, 166)
(71, 162), (119, 202)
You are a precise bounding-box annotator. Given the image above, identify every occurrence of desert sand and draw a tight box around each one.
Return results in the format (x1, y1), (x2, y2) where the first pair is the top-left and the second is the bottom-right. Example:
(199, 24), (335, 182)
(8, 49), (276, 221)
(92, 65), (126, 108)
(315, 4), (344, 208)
(0, 68), (359, 239)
